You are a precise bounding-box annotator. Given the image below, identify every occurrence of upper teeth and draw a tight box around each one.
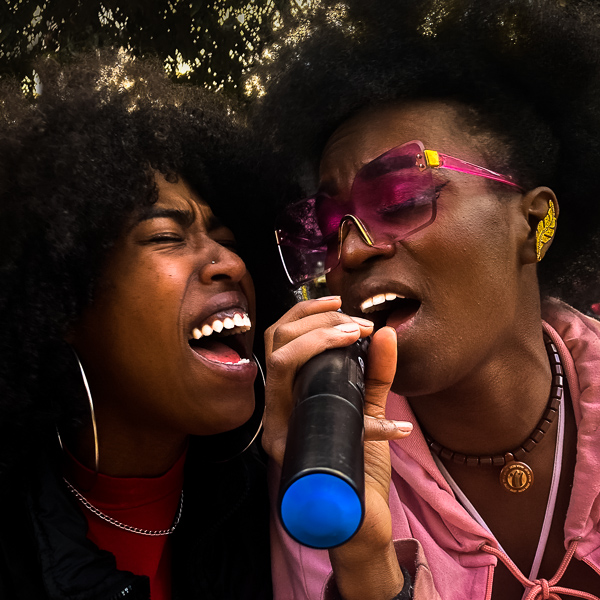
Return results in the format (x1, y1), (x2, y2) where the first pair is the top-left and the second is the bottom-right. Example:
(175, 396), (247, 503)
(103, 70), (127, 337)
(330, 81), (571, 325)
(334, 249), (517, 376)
(360, 293), (405, 313)
(191, 312), (251, 339)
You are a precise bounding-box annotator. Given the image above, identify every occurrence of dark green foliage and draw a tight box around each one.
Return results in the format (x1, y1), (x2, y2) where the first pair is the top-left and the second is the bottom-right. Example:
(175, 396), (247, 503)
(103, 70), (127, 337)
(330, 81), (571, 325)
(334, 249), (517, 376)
(0, 0), (306, 97)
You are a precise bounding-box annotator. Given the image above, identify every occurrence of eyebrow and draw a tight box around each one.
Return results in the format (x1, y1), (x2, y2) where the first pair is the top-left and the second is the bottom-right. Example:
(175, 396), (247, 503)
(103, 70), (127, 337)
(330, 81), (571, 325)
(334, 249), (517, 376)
(135, 206), (224, 232)
(136, 207), (194, 226)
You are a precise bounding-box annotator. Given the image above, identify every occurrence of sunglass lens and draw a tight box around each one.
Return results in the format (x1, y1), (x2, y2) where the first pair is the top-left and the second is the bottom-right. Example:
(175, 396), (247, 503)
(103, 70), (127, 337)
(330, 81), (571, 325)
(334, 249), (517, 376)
(351, 143), (436, 244)
(276, 142), (438, 287)
(276, 198), (329, 285)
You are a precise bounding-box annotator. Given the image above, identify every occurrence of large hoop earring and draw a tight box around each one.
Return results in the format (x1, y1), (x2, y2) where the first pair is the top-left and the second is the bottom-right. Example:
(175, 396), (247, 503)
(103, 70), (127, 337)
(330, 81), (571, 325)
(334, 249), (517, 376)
(234, 353), (265, 455)
(199, 353), (265, 463)
(56, 350), (100, 487)
(74, 351), (100, 475)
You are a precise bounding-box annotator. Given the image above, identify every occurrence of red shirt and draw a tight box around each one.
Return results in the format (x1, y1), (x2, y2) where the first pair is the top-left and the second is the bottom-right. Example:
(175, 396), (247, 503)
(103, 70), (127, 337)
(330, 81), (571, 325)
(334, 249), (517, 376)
(63, 450), (186, 600)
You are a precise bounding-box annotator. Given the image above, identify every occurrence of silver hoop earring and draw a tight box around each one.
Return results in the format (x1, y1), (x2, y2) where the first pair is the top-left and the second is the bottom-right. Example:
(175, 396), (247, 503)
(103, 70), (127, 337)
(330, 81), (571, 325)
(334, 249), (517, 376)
(206, 353), (265, 463)
(254, 352), (266, 387)
(56, 350), (100, 490)
(57, 351), (99, 472)
(238, 353), (265, 453)
(74, 351), (100, 476)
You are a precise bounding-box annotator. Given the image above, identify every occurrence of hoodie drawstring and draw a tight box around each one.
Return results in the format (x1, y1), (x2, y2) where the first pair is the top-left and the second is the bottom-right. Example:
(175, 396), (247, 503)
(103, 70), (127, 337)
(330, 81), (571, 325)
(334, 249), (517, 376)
(481, 540), (600, 600)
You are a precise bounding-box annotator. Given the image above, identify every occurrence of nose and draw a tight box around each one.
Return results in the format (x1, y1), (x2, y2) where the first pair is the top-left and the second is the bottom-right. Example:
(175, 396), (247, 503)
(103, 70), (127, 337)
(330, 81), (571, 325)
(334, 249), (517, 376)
(199, 244), (248, 284)
(337, 217), (395, 271)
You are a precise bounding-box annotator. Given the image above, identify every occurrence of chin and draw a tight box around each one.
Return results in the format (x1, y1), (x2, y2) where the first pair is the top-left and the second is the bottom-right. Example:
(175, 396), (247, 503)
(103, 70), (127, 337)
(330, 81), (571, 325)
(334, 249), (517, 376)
(198, 396), (256, 436)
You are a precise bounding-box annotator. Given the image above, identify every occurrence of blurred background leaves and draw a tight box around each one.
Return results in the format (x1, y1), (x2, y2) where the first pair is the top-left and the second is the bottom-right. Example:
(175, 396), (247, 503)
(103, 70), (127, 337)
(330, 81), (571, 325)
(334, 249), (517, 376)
(0, 0), (319, 98)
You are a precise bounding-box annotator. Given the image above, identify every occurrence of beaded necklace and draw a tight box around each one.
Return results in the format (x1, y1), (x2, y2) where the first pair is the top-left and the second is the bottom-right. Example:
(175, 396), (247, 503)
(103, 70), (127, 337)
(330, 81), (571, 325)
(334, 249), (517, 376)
(425, 334), (564, 492)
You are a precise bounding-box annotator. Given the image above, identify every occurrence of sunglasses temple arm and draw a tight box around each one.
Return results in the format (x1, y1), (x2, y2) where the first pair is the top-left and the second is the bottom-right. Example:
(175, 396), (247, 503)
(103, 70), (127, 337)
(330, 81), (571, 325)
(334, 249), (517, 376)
(437, 153), (525, 191)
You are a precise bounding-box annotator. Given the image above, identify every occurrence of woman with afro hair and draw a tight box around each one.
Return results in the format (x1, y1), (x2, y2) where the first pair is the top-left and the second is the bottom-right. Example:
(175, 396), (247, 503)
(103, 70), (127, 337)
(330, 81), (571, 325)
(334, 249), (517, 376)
(0, 50), (273, 600)
(255, 0), (600, 598)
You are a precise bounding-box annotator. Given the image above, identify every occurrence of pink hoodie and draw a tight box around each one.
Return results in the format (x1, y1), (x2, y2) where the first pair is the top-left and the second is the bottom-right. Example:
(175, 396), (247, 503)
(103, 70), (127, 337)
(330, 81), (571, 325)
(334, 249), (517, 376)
(270, 299), (600, 599)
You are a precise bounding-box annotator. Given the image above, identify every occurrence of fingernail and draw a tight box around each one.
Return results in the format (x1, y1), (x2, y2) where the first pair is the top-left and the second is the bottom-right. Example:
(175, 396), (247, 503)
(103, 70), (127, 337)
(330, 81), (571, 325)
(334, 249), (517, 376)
(352, 316), (374, 327)
(334, 323), (360, 333)
(315, 295), (340, 301)
(394, 421), (413, 432)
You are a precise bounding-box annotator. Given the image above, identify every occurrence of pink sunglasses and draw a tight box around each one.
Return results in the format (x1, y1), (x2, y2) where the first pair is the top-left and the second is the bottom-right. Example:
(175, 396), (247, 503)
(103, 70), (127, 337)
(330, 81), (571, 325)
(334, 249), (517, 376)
(275, 140), (524, 287)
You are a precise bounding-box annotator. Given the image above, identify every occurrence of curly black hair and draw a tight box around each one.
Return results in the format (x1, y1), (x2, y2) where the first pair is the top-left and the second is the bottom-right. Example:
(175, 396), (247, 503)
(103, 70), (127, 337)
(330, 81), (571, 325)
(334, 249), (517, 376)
(251, 0), (600, 310)
(0, 49), (279, 478)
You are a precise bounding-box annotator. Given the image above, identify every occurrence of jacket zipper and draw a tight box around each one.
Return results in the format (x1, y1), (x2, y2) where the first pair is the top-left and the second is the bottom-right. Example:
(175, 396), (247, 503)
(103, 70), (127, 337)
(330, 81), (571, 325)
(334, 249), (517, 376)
(107, 583), (149, 600)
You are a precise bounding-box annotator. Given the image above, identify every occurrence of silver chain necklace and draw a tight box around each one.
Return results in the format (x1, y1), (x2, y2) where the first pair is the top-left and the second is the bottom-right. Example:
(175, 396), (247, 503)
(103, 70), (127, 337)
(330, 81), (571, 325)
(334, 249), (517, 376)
(63, 477), (184, 537)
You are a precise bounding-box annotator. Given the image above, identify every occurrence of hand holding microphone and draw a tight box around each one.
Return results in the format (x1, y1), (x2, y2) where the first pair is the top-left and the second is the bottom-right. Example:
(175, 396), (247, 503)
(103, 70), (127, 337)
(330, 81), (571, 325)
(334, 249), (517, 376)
(278, 339), (370, 548)
(262, 295), (412, 552)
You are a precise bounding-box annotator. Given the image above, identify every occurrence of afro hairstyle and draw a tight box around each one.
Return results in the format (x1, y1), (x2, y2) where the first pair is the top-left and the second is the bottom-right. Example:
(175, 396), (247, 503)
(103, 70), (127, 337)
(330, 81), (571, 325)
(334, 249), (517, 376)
(251, 0), (600, 310)
(0, 49), (271, 477)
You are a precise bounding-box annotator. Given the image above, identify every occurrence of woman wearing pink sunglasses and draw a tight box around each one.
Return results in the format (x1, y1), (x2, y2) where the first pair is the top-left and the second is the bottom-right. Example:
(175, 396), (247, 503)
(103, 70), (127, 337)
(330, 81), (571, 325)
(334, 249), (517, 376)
(255, 0), (600, 599)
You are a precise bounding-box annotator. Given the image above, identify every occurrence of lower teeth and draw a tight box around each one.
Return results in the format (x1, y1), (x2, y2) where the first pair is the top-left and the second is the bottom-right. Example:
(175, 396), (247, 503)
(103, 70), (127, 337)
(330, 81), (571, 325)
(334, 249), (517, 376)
(223, 358), (250, 365)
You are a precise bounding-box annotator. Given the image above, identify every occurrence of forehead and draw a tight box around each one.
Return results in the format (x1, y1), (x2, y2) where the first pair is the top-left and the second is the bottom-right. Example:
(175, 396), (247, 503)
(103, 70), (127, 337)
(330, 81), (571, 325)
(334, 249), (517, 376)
(152, 174), (217, 227)
(319, 100), (487, 182)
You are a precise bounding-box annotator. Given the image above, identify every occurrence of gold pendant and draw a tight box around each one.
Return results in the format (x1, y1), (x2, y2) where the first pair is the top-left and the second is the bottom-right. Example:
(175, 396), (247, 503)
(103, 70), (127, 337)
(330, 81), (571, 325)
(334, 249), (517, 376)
(500, 461), (534, 492)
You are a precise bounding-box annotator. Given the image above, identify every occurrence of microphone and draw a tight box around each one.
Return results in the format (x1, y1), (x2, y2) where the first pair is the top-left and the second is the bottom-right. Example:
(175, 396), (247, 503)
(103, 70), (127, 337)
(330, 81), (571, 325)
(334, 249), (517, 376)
(278, 337), (369, 549)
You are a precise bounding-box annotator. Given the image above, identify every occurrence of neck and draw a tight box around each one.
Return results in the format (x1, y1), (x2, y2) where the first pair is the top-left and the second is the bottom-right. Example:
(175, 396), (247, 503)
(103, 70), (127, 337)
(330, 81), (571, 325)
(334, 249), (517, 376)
(408, 327), (552, 456)
(71, 420), (188, 478)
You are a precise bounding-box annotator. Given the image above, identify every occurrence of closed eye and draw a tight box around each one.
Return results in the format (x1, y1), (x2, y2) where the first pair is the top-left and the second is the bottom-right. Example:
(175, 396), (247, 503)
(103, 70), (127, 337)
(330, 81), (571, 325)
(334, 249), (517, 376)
(142, 231), (184, 242)
(377, 197), (421, 216)
(376, 183), (446, 218)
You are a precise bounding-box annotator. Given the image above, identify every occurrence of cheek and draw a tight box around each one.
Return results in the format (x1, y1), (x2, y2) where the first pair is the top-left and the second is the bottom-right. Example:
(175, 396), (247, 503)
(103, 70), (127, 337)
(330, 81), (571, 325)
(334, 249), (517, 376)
(118, 251), (192, 300)
(242, 272), (256, 316)
(431, 195), (514, 270)
(422, 209), (518, 323)
(97, 263), (190, 349)
(325, 270), (342, 295)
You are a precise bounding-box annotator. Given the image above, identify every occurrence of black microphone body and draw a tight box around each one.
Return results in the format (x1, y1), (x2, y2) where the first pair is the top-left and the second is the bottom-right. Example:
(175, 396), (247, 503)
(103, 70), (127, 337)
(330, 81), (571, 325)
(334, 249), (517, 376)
(278, 339), (368, 549)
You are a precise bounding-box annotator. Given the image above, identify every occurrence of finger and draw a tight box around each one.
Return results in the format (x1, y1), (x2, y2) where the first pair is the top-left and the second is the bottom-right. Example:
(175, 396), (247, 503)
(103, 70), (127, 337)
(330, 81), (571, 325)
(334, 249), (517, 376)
(270, 312), (373, 353)
(263, 321), (366, 465)
(267, 321), (364, 388)
(265, 321), (368, 445)
(264, 312), (372, 465)
(364, 415), (413, 441)
(363, 326), (398, 419)
(288, 295), (342, 318)
(265, 297), (342, 355)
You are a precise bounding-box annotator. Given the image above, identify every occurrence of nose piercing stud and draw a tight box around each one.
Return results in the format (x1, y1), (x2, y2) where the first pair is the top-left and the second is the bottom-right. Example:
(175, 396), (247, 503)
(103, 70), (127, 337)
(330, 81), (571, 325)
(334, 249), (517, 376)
(211, 260), (216, 264)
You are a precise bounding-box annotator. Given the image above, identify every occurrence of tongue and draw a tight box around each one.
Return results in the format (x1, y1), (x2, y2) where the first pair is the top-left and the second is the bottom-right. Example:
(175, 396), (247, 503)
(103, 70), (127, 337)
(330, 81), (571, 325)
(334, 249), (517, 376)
(386, 302), (419, 330)
(193, 339), (242, 363)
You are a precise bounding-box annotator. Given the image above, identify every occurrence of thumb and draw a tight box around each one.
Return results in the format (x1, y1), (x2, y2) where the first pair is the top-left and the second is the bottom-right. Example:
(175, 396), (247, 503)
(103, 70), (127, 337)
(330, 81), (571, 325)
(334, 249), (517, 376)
(363, 327), (412, 440)
(363, 326), (398, 419)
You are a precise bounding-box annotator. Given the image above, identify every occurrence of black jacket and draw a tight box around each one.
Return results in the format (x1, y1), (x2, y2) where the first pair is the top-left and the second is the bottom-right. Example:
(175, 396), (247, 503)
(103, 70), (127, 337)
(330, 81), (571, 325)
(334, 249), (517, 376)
(0, 440), (272, 600)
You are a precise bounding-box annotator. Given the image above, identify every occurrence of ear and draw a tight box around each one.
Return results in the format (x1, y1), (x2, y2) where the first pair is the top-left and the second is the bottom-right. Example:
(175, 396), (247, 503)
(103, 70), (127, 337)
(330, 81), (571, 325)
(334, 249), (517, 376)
(519, 187), (559, 265)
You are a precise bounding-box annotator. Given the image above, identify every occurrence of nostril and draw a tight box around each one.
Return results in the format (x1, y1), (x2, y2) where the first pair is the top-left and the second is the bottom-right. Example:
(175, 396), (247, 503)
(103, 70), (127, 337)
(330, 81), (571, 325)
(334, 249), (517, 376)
(210, 273), (230, 281)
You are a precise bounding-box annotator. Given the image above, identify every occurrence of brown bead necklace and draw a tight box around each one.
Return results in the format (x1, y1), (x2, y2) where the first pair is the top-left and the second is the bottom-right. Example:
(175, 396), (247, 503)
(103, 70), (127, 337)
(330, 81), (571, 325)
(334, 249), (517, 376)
(425, 334), (564, 493)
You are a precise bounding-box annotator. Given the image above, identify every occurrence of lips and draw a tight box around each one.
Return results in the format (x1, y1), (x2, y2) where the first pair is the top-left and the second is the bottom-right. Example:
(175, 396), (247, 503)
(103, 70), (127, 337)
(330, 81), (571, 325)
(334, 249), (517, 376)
(385, 298), (421, 331)
(360, 292), (406, 313)
(350, 286), (422, 332)
(192, 337), (247, 364)
(186, 292), (253, 366)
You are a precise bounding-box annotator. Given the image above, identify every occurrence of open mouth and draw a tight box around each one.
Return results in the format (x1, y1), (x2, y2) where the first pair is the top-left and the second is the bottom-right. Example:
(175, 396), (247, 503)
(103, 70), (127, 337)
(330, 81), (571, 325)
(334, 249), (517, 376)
(359, 292), (421, 330)
(188, 311), (252, 365)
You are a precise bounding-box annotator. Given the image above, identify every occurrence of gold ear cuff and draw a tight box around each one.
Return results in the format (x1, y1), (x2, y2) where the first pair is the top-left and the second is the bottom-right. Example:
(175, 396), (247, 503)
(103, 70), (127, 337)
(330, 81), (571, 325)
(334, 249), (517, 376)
(536, 199), (557, 262)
